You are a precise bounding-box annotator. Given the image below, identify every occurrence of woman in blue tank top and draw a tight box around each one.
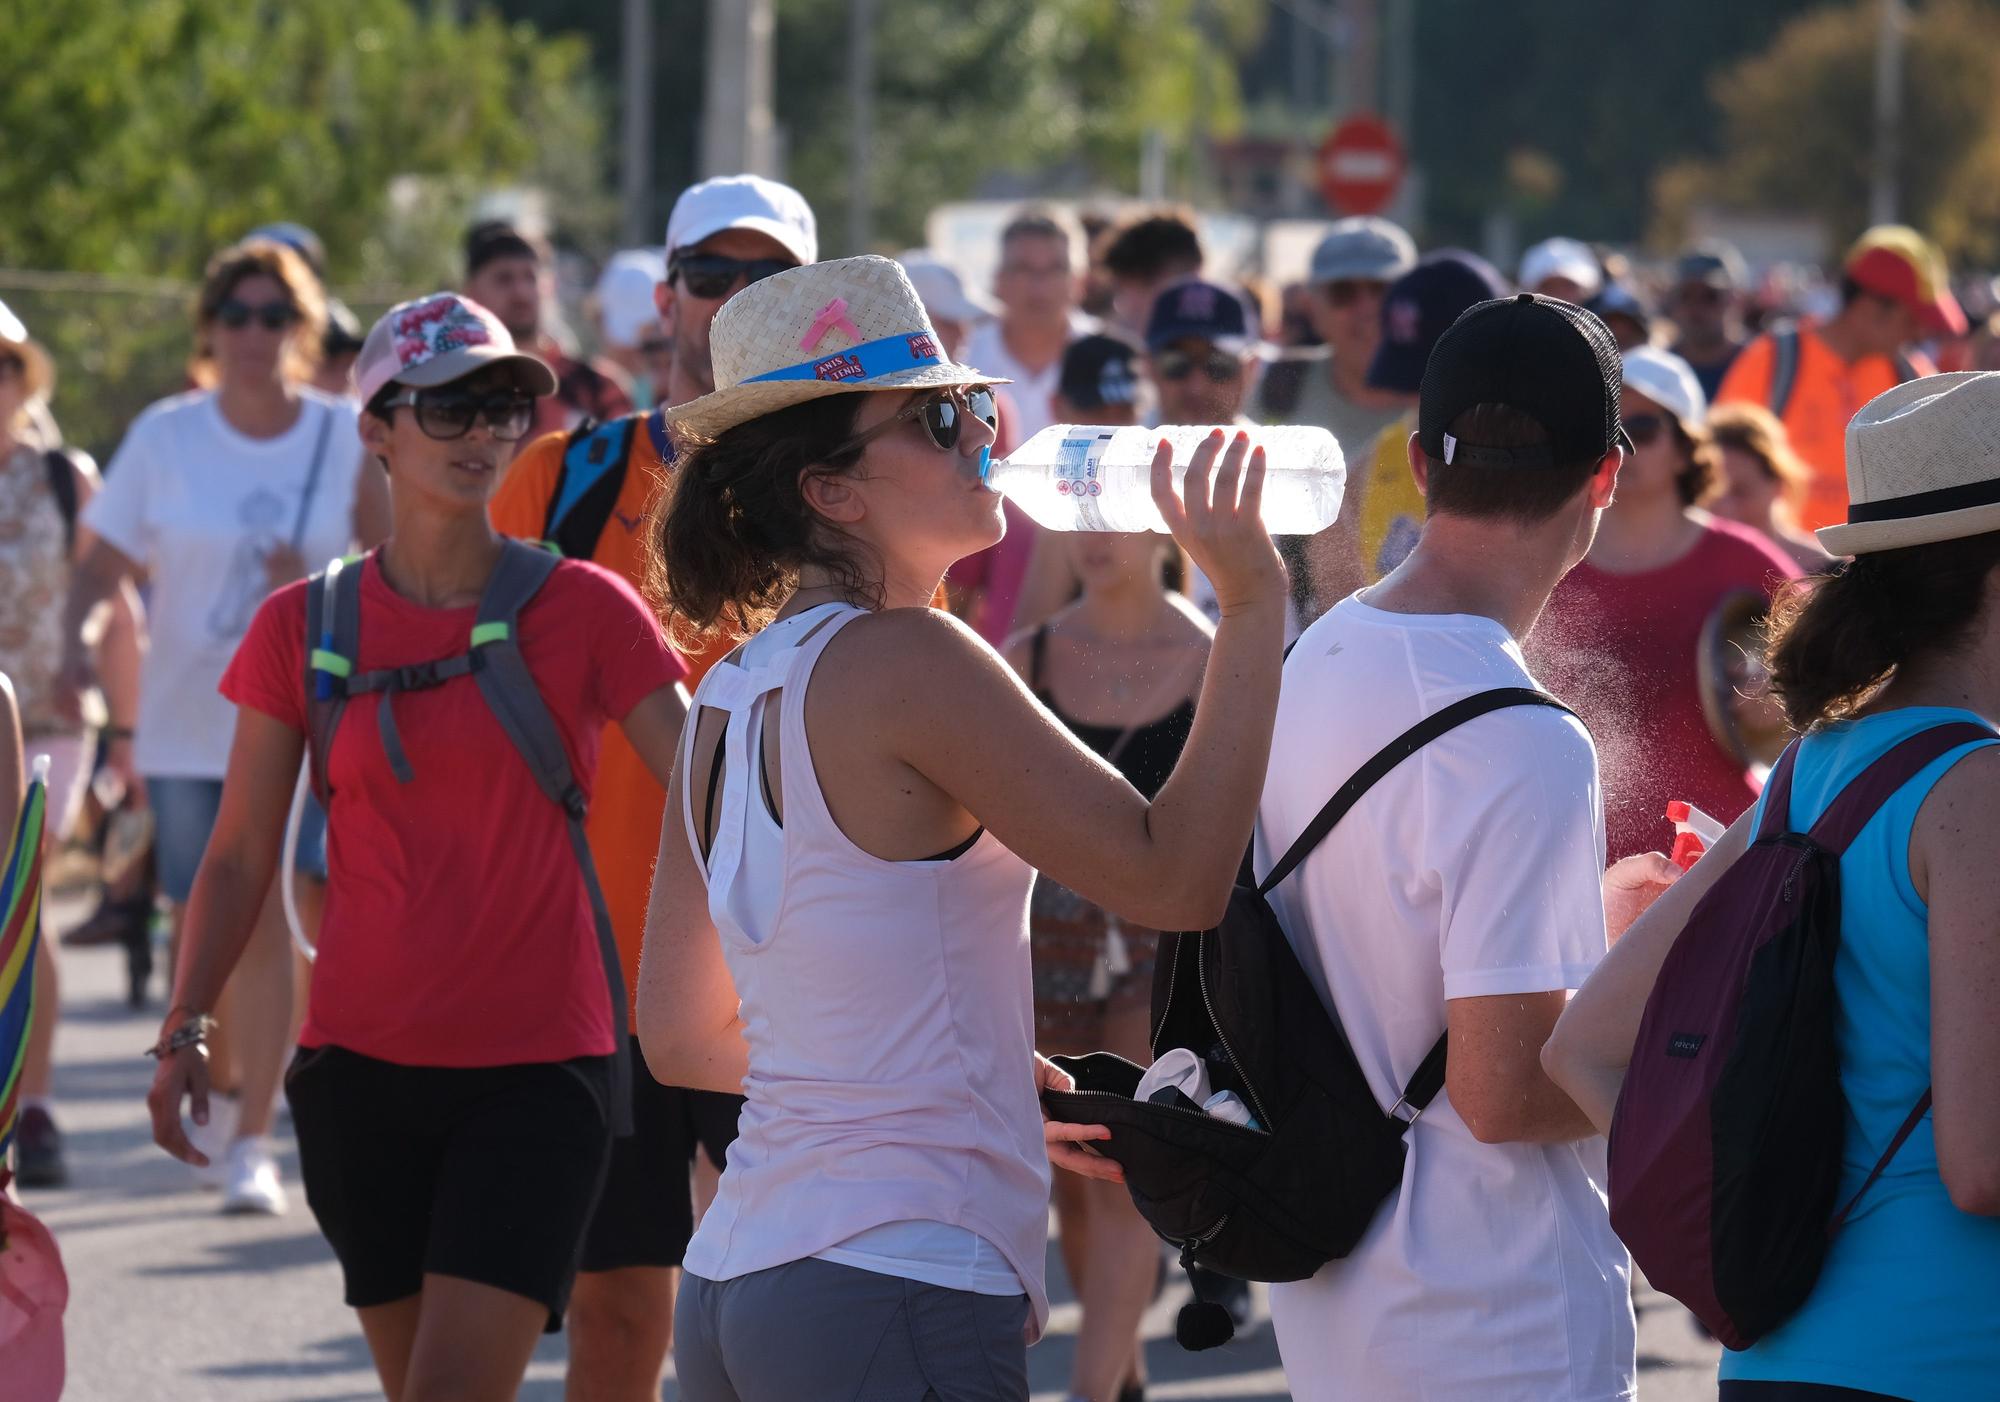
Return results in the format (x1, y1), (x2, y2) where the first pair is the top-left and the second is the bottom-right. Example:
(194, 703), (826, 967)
(1546, 372), (2000, 1402)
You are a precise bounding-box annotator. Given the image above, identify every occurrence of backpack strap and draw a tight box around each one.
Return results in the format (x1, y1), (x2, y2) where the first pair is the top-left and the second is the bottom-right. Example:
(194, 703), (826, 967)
(467, 540), (634, 1135)
(1768, 324), (1802, 421)
(1756, 739), (1804, 842)
(1258, 687), (1578, 896)
(42, 447), (84, 549)
(1828, 1088), (1933, 1236)
(1803, 720), (1998, 855)
(1257, 687), (1578, 1133)
(543, 416), (638, 561)
(304, 553), (367, 806)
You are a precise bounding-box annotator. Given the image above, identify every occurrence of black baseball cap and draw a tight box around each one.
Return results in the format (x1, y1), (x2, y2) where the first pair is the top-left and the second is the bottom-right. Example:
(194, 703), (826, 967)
(1418, 293), (1626, 469)
(465, 220), (541, 278)
(1059, 334), (1143, 410)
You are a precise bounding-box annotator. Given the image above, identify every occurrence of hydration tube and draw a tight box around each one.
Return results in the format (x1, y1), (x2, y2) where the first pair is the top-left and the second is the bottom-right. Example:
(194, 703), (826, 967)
(281, 762), (316, 962)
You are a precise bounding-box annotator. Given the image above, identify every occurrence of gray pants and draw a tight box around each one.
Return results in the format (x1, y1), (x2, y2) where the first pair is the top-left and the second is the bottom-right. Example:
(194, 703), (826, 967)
(675, 1258), (1030, 1402)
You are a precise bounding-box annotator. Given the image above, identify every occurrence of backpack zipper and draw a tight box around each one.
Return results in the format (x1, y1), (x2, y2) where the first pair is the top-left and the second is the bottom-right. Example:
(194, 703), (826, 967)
(1199, 941), (1274, 1131)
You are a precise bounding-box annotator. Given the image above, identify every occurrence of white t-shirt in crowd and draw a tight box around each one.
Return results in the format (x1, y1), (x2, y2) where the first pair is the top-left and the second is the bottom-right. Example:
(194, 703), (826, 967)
(1254, 594), (1635, 1402)
(961, 309), (1098, 440)
(87, 388), (365, 779)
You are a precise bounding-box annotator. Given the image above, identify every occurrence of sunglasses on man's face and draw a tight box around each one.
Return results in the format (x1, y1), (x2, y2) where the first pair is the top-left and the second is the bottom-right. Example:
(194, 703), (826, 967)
(835, 386), (1000, 458)
(1321, 279), (1386, 309)
(671, 253), (796, 300)
(1623, 412), (1667, 447)
(382, 388), (538, 442)
(1153, 348), (1240, 384)
(215, 298), (300, 331)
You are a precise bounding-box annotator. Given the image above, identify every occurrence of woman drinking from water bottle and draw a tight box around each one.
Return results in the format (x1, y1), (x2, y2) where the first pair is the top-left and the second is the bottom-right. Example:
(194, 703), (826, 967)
(636, 255), (1288, 1401)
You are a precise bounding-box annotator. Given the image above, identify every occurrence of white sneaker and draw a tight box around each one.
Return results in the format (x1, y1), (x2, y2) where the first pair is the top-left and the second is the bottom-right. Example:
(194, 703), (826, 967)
(220, 1137), (289, 1216)
(187, 1093), (241, 1192)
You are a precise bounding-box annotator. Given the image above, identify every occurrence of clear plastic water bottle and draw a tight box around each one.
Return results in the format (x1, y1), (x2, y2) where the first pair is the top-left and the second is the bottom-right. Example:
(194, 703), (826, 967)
(983, 424), (1346, 534)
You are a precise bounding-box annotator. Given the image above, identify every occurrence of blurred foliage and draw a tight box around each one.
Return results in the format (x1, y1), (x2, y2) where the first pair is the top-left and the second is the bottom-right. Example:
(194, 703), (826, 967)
(1654, 0), (2000, 265)
(0, 0), (604, 453)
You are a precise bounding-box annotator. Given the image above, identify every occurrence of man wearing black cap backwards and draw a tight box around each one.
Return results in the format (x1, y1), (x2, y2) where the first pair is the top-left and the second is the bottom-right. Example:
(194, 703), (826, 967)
(1254, 295), (1661, 1401)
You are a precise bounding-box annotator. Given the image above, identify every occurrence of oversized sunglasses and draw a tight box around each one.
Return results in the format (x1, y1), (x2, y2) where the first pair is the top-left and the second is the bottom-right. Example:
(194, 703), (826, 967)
(834, 386), (999, 457)
(670, 252), (796, 299)
(1153, 348), (1240, 384)
(215, 298), (300, 331)
(381, 388), (537, 442)
(1321, 279), (1386, 308)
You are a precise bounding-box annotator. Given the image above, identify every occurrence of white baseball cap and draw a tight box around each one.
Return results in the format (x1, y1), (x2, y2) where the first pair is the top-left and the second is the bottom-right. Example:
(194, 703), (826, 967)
(665, 174), (817, 266)
(1519, 237), (1603, 300)
(896, 250), (995, 325)
(595, 249), (666, 349)
(1622, 345), (1708, 429)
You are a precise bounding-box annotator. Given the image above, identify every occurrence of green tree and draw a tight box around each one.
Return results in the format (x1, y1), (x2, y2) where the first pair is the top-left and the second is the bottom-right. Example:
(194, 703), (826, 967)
(1659, 0), (2000, 264)
(0, 0), (604, 451)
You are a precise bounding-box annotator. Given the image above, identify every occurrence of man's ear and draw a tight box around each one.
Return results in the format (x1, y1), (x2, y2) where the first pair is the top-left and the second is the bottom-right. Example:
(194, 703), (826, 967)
(1588, 446), (1623, 509)
(1405, 431), (1429, 498)
(799, 467), (865, 527)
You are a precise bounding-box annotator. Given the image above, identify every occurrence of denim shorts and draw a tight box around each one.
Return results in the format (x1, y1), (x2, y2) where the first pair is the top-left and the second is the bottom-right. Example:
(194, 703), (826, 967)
(148, 775), (328, 902)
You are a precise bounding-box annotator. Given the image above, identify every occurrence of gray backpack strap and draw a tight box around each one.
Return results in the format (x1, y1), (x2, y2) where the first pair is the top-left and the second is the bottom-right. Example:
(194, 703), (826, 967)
(305, 553), (367, 806)
(469, 540), (634, 1136)
(1768, 324), (1802, 421)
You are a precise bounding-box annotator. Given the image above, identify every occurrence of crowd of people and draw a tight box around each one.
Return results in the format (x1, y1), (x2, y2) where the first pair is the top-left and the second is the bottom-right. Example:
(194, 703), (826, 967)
(0, 163), (1996, 1402)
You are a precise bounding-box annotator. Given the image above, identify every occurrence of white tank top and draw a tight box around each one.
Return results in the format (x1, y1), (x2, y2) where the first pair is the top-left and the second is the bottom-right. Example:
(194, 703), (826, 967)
(678, 604), (1052, 1334)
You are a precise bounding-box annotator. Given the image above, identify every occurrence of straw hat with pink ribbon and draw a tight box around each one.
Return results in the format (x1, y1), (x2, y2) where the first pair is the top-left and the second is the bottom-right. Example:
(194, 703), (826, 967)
(663, 255), (1007, 440)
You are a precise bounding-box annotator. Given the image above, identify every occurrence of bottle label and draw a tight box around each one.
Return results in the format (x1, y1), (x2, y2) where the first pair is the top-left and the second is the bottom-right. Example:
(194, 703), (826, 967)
(1054, 433), (1113, 530)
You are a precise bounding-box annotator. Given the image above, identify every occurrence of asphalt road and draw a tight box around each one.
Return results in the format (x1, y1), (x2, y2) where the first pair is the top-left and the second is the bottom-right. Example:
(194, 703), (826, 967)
(22, 904), (1722, 1401)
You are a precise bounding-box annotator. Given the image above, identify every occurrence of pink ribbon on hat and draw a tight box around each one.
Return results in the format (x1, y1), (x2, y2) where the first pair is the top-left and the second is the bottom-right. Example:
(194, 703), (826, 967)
(801, 297), (860, 353)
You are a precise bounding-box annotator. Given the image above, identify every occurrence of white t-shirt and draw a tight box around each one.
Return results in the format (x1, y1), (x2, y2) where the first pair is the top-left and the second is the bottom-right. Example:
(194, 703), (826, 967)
(87, 388), (365, 779)
(1255, 595), (1635, 1402)
(961, 309), (1098, 440)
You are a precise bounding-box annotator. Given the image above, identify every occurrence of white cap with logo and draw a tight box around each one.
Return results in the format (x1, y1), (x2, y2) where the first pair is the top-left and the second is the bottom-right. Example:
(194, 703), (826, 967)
(666, 175), (817, 266)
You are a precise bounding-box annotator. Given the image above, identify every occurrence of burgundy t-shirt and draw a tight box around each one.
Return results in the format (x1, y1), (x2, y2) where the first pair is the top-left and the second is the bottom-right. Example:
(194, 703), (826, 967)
(1528, 518), (1799, 861)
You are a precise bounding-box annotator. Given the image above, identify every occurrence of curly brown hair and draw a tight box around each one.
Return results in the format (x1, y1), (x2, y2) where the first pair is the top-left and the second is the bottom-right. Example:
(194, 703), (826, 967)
(648, 394), (877, 650)
(1669, 418), (1721, 508)
(1765, 531), (2000, 730)
(190, 238), (327, 387)
(1707, 402), (1813, 524)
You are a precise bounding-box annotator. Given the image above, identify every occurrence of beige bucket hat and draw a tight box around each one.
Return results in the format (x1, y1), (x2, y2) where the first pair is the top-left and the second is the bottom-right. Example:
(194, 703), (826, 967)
(663, 255), (1006, 440)
(0, 298), (56, 406)
(1819, 371), (2000, 556)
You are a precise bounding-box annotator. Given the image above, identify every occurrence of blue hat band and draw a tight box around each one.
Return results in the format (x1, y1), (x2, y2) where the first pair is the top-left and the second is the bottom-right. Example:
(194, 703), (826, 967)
(744, 331), (949, 385)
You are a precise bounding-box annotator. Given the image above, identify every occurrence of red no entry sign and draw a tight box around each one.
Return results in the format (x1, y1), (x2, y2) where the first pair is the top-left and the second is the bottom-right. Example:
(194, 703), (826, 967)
(1319, 115), (1405, 216)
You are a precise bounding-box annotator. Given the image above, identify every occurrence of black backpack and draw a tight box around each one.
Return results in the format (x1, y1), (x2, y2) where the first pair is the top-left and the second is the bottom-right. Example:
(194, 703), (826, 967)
(1042, 687), (1576, 1348)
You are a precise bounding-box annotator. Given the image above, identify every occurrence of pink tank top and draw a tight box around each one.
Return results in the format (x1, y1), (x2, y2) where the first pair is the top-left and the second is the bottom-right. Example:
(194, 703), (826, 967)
(678, 605), (1053, 1335)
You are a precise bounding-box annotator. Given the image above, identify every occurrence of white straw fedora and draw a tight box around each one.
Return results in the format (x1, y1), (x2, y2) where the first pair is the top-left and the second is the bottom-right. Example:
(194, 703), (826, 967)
(1819, 371), (2000, 556)
(663, 255), (1007, 440)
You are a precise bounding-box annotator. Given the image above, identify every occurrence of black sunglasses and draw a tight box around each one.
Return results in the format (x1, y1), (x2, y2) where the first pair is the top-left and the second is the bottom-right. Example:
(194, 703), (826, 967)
(382, 388), (537, 442)
(215, 298), (300, 331)
(834, 386), (999, 458)
(1623, 412), (1667, 446)
(1154, 348), (1240, 384)
(670, 252), (796, 300)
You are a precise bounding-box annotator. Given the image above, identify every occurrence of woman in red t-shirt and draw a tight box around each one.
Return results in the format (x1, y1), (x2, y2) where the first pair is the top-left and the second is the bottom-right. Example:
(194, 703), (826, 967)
(1528, 346), (1800, 861)
(144, 294), (688, 1401)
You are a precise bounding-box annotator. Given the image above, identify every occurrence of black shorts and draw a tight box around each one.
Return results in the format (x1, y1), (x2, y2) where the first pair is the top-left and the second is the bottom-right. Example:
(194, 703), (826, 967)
(285, 1044), (613, 1332)
(577, 1039), (743, 1274)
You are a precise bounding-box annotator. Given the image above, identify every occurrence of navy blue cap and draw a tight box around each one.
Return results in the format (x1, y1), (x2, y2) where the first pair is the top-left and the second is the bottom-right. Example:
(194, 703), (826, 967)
(1145, 278), (1254, 353)
(1058, 334), (1143, 410)
(1589, 279), (1653, 332)
(1365, 250), (1511, 395)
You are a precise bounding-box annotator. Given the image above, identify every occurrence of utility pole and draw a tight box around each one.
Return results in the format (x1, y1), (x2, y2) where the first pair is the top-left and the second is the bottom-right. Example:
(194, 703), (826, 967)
(701, 0), (777, 178)
(1334, 0), (1379, 117)
(1870, 0), (1905, 225)
(847, 0), (875, 255)
(620, 0), (654, 245)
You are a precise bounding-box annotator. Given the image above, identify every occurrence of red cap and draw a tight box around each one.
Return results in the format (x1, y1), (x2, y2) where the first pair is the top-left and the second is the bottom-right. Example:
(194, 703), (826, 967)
(1843, 226), (1967, 337)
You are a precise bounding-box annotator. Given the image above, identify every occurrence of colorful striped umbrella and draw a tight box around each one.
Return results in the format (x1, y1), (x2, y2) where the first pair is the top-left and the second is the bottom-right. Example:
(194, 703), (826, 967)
(0, 761), (48, 1195)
